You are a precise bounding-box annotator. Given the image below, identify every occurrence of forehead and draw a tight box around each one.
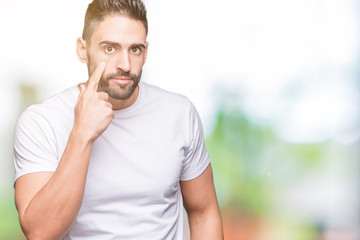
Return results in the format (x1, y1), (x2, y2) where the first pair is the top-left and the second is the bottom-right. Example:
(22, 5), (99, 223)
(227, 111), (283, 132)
(90, 15), (147, 45)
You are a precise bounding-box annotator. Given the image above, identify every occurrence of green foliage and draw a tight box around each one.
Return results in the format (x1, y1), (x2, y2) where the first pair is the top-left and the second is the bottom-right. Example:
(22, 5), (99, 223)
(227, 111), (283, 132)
(0, 194), (24, 240)
(286, 144), (327, 169)
(206, 106), (328, 216)
(206, 108), (276, 214)
(265, 215), (322, 240)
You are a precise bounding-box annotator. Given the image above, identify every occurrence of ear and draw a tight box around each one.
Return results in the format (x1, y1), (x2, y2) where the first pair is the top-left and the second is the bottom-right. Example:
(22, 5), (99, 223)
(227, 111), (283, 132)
(76, 37), (88, 63)
(143, 41), (149, 64)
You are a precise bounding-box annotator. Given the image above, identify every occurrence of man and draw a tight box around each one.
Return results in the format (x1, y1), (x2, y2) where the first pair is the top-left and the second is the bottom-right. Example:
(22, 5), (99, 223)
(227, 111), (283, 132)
(13, 0), (223, 239)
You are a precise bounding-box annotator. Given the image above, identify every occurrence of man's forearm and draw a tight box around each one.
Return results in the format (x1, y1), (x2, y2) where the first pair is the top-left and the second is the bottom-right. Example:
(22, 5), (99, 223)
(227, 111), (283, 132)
(19, 131), (93, 239)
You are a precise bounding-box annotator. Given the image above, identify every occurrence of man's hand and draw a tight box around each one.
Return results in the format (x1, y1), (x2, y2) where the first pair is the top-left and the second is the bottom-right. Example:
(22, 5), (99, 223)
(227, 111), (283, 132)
(74, 62), (114, 142)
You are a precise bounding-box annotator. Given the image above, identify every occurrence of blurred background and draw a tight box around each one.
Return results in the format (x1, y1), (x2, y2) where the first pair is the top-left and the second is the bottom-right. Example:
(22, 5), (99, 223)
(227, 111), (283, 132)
(0, 0), (359, 239)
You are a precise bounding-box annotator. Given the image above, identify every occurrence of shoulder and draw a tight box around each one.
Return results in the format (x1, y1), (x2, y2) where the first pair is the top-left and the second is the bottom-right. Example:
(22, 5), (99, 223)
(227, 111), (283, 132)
(21, 86), (77, 119)
(141, 82), (193, 111)
(15, 86), (78, 133)
(30, 86), (77, 113)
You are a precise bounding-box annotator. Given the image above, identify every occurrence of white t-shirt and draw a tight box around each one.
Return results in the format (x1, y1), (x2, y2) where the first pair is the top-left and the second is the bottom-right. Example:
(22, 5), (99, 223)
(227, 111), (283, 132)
(14, 82), (210, 240)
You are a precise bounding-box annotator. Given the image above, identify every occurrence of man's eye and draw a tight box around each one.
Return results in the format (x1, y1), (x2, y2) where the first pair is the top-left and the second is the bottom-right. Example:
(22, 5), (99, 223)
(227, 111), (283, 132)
(105, 46), (115, 54)
(131, 47), (141, 54)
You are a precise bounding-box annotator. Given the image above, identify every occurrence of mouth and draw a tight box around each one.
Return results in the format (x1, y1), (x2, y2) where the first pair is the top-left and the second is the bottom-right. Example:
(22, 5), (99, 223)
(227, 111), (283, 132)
(110, 77), (132, 85)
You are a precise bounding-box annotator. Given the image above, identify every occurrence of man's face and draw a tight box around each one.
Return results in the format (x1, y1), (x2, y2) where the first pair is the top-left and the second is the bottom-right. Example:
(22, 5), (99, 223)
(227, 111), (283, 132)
(86, 15), (148, 100)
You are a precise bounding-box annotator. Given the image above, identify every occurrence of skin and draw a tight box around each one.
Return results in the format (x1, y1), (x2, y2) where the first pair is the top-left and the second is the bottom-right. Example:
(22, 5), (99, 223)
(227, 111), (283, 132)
(181, 165), (224, 239)
(78, 15), (148, 110)
(14, 14), (223, 239)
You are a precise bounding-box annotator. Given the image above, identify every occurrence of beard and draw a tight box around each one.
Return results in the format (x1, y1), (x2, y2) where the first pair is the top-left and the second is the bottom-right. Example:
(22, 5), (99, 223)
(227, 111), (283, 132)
(98, 69), (142, 100)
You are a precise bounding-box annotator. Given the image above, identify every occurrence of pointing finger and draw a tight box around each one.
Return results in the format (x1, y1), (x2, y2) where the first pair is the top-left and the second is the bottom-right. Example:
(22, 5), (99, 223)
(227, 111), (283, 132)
(88, 61), (106, 92)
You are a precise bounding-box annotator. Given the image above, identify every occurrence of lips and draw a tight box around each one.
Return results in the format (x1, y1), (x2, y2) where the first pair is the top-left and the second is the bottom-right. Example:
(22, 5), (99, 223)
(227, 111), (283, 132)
(110, 77), (132, 85)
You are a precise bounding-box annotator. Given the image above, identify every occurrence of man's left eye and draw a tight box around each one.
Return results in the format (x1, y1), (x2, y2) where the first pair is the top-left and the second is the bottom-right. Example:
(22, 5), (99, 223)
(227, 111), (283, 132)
(131, 47), (141, 54)
(105, 46), (115, 54)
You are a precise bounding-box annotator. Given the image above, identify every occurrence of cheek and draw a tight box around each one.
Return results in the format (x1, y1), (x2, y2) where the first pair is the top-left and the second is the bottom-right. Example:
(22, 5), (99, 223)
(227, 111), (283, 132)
(88, 60), (98, 76)
(103, 68), (113, 79)
(131, 57), (145, 71)
(88, 56), (113, 75)
(105, 55), (118, 66)
(88, 49), (111, 65)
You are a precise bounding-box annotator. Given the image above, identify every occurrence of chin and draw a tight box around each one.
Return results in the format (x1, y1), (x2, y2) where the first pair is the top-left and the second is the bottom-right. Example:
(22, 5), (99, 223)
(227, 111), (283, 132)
(107, 86), (136, 100)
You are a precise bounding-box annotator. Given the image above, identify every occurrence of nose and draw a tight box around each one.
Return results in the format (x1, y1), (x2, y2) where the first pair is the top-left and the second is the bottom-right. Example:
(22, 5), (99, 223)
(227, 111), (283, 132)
(116, 50), (131, 73)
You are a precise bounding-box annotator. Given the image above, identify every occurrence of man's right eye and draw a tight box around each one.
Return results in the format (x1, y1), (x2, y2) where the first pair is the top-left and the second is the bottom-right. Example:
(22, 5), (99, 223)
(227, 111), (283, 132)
(105, 46), (115, 54)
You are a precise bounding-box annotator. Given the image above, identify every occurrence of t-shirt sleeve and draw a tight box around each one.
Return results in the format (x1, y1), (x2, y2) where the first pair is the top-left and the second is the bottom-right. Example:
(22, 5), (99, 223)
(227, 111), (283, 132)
(13, 109), (58, 183)
(180, 102), (210, 181)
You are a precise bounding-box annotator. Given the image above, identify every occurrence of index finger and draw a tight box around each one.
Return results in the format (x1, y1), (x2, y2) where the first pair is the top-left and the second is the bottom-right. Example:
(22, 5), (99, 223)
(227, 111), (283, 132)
(88, 61), (106, 91)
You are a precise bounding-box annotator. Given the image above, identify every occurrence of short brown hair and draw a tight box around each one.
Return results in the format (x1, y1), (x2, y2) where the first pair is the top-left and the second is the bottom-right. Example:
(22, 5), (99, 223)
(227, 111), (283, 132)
(82, 0), (148, 43)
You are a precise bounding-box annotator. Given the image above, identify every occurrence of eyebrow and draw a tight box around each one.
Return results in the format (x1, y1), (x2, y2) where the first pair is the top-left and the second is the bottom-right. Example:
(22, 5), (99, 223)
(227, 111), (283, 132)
(99, 40), (146, 49)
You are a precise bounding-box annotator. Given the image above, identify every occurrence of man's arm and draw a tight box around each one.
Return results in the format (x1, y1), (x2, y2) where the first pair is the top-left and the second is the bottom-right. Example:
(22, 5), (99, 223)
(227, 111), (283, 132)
(15, 135), (93, 239)
(180, 164), (223, 239)
(14, 62), (113, 240)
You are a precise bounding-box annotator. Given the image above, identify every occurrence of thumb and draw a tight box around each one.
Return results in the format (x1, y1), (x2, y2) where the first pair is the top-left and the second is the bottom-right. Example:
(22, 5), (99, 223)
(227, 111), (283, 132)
(79, 84), (86, 93)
